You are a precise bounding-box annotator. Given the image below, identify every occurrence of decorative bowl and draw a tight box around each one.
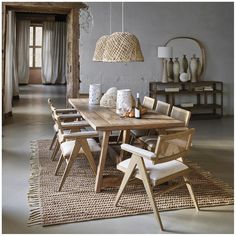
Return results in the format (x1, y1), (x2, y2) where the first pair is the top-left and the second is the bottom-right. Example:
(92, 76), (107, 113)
(180, 73), (190, 82)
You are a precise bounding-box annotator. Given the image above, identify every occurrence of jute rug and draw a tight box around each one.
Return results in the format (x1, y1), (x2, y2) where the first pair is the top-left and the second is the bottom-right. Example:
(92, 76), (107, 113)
(28, 140), (233, 226)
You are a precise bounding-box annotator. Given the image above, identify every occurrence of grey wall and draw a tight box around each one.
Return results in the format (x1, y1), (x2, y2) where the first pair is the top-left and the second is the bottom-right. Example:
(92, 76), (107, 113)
(80, 2), (234, 115)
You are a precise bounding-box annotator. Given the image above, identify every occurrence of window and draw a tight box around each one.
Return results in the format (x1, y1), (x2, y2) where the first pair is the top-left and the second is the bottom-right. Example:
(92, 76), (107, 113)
(29, 25), (43, 68)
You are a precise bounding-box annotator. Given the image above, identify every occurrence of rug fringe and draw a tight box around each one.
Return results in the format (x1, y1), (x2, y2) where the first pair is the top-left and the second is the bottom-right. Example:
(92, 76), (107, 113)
(27, 141), (43, 226)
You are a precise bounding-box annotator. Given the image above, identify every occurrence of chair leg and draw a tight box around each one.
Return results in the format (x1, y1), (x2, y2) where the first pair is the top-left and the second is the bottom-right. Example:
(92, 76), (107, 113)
(183, 175), (199, 211)
(130, 135), (135, 145)
(51, 140), (60, 161)
(116, 130), (123, 144)
(58, 141), (81, 191)
(80, 139), (97, 175)
(58, 155), (75, 191)
(114, 156), (137, 206)
(49, 132), (57, 150)
(55, 154), (64, 176)
(136, 157), (164, 231)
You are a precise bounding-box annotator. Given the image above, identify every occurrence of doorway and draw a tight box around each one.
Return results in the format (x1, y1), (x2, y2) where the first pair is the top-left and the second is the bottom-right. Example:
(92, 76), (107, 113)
(29, 24), (43, 84)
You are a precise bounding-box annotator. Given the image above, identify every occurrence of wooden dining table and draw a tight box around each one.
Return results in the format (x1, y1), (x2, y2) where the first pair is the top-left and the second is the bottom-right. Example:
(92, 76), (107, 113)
(69, 98), (185, 193)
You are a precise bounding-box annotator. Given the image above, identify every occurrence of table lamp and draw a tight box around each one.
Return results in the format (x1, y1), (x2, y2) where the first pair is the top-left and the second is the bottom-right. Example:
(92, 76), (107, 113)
(158, 46), (173, 83)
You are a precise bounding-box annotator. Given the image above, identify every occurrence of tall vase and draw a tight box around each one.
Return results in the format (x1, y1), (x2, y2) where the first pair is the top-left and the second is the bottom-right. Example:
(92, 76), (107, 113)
(182, 54), (188, 73)
(167, 58), (174, 81)
(116, 89), (132, 115)
(197, 58), (201, 81)
(190, 54), (198, 83)
(173, 58), (180, 82)
(89, 84), (102, 105)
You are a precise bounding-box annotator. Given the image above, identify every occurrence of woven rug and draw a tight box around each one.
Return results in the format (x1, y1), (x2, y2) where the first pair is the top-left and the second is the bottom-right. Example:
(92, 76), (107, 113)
(28, 140), (234, 226)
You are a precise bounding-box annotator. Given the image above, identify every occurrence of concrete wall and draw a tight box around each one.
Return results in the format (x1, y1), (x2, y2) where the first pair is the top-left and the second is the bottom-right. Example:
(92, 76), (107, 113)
(80, 2), (234, 115)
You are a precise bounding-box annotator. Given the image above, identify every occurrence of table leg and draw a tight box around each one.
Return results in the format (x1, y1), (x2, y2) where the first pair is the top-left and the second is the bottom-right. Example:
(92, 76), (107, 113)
(117, 129), (130, 163)
(95, 130), (111, 193)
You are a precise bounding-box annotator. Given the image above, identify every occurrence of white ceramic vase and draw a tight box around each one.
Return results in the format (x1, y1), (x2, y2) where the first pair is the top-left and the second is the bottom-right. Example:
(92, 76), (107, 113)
(190, 54), (198, 82)
(89, 84), (102, 105)
(173, 58), (180, 82)
(116, 89), (132, 115)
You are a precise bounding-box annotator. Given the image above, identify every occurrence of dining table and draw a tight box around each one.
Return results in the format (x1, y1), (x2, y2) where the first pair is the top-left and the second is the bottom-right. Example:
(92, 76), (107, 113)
(69, 98), (185, 193)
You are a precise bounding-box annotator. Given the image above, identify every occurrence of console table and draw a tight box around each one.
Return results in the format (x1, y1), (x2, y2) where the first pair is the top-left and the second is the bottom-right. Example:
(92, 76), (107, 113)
(149, 81), (223, 119)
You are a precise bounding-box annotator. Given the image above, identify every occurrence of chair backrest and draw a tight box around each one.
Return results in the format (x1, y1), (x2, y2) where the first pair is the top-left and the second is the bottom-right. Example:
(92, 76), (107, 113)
(155, 100), (171, 115)
(170, 106), (191, 126)
(142, 96), (155, 110)
(48, 98), (56, 112)
(53, 110), (66, 143)
(153, 128), (195, 164)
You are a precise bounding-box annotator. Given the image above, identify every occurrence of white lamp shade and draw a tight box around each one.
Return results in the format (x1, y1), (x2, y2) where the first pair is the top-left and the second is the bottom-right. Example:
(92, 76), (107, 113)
(158, 46), (173, 58)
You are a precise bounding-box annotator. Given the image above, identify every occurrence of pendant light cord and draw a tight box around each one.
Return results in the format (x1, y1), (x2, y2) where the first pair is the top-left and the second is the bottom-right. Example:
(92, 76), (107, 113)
(109, 2), (112, 34)
(122, 2), (124, 32)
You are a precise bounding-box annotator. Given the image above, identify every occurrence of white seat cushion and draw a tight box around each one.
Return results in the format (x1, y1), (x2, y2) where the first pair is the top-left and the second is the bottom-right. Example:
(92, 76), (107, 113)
(61, 139), (101, 157)
(117, 158), (188, 183)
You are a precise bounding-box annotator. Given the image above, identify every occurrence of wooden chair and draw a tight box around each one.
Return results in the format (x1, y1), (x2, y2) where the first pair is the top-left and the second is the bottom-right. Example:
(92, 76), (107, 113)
(164, 106), (191, 134)
(53, 111), (101, 191)
(50, 110), (91, 161)
(139, 106), (191, 151)
(130, 100), (170, 144)
(114, 128), (199, 231)
(48, 98), (83, 150)
(155, 100), (171, 116)
(117, 96), (155, 144)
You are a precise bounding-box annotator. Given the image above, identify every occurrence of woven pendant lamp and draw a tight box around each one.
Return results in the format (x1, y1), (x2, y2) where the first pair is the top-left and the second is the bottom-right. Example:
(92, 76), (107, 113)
(102, 32), (144, 62)
(102, 2), (144, 62)
(93, 35), (109, 61)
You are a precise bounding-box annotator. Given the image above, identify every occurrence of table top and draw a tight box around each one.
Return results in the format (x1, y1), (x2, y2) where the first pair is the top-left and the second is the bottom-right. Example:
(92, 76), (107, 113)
(69, 98), (184, 131)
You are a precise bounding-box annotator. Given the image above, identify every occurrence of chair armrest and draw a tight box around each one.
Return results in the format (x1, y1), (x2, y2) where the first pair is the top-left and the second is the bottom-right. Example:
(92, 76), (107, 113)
(56, 108), (77, 113)
(58, 113), (82, 120)
(121, 144), (156, 161)
(61, 120), (90, 129)
(63, 131), (99, 140)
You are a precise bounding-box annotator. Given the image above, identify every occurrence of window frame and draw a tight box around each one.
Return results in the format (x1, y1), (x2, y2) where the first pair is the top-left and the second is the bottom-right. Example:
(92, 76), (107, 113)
(29, 24), (43, 69)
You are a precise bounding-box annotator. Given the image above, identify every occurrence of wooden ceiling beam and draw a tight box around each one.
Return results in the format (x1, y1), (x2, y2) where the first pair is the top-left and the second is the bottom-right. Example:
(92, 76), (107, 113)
(3, 2), (88, 14)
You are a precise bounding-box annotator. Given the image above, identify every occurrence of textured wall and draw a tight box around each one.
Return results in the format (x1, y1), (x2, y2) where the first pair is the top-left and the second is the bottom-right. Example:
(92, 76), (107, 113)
(80, 2), (233, 115)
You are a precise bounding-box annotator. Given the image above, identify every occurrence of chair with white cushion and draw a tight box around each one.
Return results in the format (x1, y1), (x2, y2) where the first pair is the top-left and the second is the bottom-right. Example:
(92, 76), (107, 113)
(155, 100), (171, 116)
(48, 98), (83, 150)
(114, 128), (199, 231)
(53, 111), (101, 191)
(130, 100), (170, 144)
(138, 106), (191, 151)
(127, 96), (155, 144)
(50, 110), (91, 161)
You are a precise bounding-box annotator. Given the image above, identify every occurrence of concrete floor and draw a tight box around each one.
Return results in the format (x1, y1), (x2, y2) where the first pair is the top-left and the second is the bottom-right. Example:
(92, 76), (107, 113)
(2, 85), (234, 234)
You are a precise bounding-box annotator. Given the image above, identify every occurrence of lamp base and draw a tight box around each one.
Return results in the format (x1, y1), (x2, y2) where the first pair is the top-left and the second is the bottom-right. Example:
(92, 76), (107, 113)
(162, 59), (168, 83)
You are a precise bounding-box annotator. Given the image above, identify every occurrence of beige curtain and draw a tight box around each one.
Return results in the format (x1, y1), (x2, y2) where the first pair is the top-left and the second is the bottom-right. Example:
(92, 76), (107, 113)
(4, 11), (17, 114)
(41, 21), (67, 84)
(16, 20), (30, 84)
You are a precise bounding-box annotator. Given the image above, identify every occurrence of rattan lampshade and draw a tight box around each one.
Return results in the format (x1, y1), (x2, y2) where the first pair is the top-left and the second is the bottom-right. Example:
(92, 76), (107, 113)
(102, 32), (144, 62)
(93, 35), (110, 61)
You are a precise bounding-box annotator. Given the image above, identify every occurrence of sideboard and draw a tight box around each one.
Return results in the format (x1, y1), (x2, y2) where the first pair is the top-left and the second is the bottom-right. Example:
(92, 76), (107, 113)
(149, 81), (223, 119)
